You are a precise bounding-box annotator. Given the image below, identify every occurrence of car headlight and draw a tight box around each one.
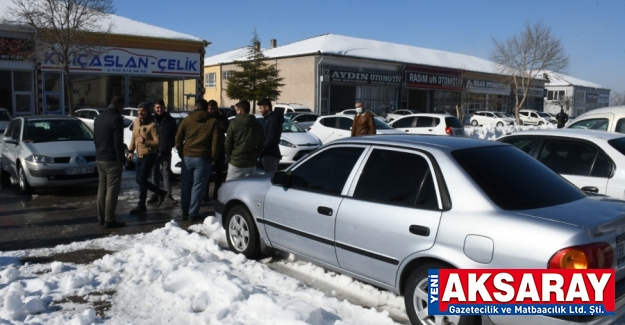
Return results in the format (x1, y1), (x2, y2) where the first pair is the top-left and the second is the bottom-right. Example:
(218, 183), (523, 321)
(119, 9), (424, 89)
(25, 154), (54, 163)
(279, 139), (296, 148)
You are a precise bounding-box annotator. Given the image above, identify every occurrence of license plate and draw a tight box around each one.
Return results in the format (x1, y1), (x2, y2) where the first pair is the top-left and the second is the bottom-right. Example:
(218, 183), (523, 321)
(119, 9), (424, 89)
(64, 167), (94, 175)
(454, 129), (464, 136)
(617, 234), (625, 265)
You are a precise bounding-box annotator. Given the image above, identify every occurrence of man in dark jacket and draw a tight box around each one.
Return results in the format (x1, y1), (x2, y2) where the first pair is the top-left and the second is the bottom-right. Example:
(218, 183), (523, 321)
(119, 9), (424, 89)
(148, 99), (178, 204)
(556, 108), (569, 129)
(204, 100), (229, 201)
(175, 99), (221, 221)
(93, 96), (126, 229)
(257, 98), (283, 173)
(225, 100), (264, 181)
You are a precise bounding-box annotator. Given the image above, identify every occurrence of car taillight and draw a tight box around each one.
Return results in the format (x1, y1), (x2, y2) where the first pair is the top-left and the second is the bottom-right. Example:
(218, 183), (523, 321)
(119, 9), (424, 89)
(445, 126), (452, 135)
(548, 243), (613, 269)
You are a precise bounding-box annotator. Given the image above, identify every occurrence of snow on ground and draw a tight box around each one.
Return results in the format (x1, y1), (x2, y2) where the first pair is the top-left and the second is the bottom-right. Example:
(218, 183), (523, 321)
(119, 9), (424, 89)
(464, 123), (557, 140)
(0, 218), (400, 325)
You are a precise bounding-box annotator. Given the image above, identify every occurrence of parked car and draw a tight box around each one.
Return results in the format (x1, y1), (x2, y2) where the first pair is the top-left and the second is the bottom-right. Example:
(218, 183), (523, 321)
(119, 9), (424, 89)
(228, 115), (321, 165)
(215, 134), (625, 325)
(386, 109), (421, 123)
(338, 109), (388, 122)
(0, 107), (13, 134)
(1, 116), (97, 193)
(273, 103), (314, 114)
(469, 111), (516, 127)
(288, 113), (320, 130)
(518, 109), (556, 126)
(122, 107), (139, 121)
(389, 113), (464, 136)
(308, 114), (402, 144)
(498, 129), (625, 199)
(75, 108), (132, 131)
(566, 106), (625, 133)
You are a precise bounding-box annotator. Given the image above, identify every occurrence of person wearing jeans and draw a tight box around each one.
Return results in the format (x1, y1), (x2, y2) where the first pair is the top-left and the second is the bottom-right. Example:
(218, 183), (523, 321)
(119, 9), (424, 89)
(148, 99), (178, 204)
(257, 98), (283, 173)
(175, 99), (221, 221)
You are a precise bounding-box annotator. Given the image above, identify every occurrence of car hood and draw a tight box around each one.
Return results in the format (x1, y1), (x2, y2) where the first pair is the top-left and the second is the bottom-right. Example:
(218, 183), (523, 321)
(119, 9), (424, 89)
(281, 132), (320, 145)
(26, 141), (96, 157)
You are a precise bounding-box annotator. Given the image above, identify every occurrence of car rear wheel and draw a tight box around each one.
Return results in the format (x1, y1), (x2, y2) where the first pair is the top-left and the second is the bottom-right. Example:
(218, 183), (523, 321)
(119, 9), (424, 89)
(18, 164), (33, 194)
(405, 263), (479, 325)
(496, 122), (504, 127)
(470, 120), (478, 126)
(538, 121), (544, 126)
(519, 120), (524, 125)
(225, 205), (261, 259)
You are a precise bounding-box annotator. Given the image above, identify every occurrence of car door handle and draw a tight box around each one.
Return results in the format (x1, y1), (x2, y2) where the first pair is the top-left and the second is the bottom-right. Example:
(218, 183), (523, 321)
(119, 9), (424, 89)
(409, 225), (430, 237)
(428, 129), (433, 131)
(581, 186), (599, 193)
(317, 206), (333, 216)
(404, 130), (409, 132)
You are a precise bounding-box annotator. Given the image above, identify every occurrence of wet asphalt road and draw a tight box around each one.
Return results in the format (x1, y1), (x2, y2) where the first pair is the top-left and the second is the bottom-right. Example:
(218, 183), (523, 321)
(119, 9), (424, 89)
(0, 170), (214, 252)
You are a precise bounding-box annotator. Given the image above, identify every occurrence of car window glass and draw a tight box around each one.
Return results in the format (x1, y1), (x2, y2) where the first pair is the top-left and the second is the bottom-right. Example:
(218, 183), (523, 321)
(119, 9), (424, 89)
(11, 120), (22, 140)
(590, 152), (612, 178)
(123, 109), (130, 115)
(339, 117), (353, 130)
(569, 118), (609, 131)
(343, 110), (356, 115)
(531, 113), (538, 118)
(500, 138), (538, 155)
(445, 117), (462, 128)
(290, 147), (365, 195)
(453, 146), (585, 210)
(520, 112), (528, 117)
(353, 149), (438, 209)
(416, 116), (434, 127)
(320, 117), (337, 128)
(537, 140), (602, 176)
(373, 118), (393, 129)
(0, 110), (11, 122)
(392, 117), (414, 128)
(306, 115), (318, 122)
(4, 120), (15, 137)
(615, 118), (625, 134)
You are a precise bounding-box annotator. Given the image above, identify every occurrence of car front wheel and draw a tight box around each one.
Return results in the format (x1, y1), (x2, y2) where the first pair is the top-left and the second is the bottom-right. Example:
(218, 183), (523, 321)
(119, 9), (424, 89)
(471, 120), (478, 126)
(538, 121), (544, 126)
(496, 122), (504, 127)
(225, 205), (261, 259)
(405, 263), (479, 325)
(18, 164), (33, 194)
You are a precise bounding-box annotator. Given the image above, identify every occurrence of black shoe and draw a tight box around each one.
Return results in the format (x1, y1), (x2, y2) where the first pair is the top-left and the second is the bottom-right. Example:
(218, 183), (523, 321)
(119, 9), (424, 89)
(105, 220), (126, 229)
(98, 219), (105, 226)
(129, 205), (147, 214)
(147, 194), (158, 203)
(157, 192), (167, 207)
(165, 195), (178, 204)
(181, 214), (189, 221)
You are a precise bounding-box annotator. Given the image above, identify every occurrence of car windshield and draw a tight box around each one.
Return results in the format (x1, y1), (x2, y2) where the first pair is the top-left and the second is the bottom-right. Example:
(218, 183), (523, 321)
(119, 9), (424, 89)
(537, 112), (549, 118)
(373, 118), (393, 129)
(0, 110), (11, 121)
(24, 119), (94, 143)
(494, 112), (507, 118)
(452, 145), (585, 210)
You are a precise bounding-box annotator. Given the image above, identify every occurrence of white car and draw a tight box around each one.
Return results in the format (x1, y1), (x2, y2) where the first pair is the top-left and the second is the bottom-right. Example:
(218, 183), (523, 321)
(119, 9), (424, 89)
(385, 109), (420, 123)
(566, 105), (625, 133)
(0, 107), (13, 134)
(122, 107), (139, 121)
(287, 113), (319, 130)
(229, 114), (322, 165)
(308, 114), (402, 144)
(389, 113), (464, 136)
(518, 109), (556, 126)
(470, 111), (516, 127)
(1, 116), (97, 193)
(273, 103), (314, 114)
(499, 129), (625, 199)
(76, 108), (132, 131)
(337, 109), (388, 122)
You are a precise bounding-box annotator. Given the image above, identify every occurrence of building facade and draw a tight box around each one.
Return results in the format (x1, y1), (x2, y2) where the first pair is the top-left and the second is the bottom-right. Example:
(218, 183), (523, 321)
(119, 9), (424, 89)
(0, 24), (35, 117)
(543, 72), (610, 117)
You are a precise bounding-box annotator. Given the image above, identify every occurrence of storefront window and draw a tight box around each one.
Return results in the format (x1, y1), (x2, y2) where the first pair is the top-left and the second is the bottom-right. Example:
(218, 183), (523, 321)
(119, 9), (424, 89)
(13, 71), (34, 115)
(432, 91), (459, 115)
(44, 72), (62, 92)
(15, 94), (31, 114)
(70, 74), (125, 108)
(13, 71), (32, 91)
(356, 85), (398, 116)
(129, 76), (197, 110)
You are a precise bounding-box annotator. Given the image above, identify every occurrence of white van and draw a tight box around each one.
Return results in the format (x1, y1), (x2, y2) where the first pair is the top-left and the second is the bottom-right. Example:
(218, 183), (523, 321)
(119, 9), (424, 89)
(566, 106), (625, 133)
(274, 103), (314, 114)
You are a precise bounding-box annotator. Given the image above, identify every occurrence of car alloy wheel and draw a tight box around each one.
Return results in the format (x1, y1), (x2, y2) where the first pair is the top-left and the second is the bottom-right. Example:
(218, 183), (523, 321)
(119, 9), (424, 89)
(18, 165), (33, 194)
(225, 205), (261, 259)
(229, 214), (250, 252)
(413, 277), (461, 325)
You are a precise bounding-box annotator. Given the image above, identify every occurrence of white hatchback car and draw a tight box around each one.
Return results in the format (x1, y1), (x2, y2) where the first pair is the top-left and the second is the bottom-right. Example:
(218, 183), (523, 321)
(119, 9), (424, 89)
(389, 113), (464, 136)
(470, 111), (516, 127)
(566, 105), (625, 133)
(499, 129), (625, 199)
(273, 103), (314, 114)
(308, 115), (402, 144)
(518, 109), (556, 126)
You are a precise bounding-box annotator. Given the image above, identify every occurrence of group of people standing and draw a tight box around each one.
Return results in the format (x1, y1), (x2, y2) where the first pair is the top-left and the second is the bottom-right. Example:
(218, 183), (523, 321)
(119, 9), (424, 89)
(93, 97), (283, 228)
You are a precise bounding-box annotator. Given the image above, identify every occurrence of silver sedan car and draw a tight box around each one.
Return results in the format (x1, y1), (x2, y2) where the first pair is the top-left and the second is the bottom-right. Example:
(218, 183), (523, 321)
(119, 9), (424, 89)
(215, 135), (625, 325)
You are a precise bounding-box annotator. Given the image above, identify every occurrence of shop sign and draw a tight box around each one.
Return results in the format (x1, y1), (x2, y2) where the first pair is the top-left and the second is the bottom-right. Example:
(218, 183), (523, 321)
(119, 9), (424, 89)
(405, 71), (463, 90)
(586, 93), (599, 102)
(0, 37), (31, 61)
(327, 69), (402, 86)
(598, 94), (610, 103)
(41, 47), (200, 77)
(465, 79), (511, 95)
(515, 87), (544, 98)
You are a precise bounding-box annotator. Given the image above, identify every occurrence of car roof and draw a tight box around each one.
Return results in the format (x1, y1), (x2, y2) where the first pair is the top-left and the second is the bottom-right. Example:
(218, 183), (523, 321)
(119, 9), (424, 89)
(500, 128), (625, 141)
(575, 106), (625, 117)
(330, 134), (507, 151)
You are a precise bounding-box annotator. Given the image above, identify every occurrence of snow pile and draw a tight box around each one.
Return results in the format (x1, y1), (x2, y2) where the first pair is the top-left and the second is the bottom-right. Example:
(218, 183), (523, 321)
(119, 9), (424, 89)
(0, 219), (400, 324)
(464, 123), (557, 140)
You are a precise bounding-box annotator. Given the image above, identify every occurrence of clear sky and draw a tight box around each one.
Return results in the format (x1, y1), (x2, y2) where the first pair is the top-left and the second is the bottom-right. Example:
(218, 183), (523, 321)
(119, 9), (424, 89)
(115, 0), (625, 95)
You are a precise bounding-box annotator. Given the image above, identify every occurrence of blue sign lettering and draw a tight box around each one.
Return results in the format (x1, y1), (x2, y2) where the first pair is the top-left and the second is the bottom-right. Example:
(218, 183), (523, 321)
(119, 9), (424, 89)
(103, 55), (115, 67)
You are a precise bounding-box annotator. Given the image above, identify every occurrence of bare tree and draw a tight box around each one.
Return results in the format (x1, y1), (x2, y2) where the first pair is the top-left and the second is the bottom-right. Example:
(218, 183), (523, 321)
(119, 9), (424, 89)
(554, 94), (574, 114)
(490, 21), (569, 124)
(3, 0), (115, 115)
(611, 90), (625, 107)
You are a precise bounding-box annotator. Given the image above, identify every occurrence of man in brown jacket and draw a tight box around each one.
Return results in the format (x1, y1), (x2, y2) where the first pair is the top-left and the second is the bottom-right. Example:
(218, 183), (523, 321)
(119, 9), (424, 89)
(127, 102), (168, 214)
(351, 101), (376, 136)
(175, 99), (221, 221)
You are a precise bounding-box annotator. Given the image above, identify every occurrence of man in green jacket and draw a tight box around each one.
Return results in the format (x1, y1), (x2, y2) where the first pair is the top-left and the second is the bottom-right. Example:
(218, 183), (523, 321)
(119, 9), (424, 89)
(225, 100), (264, 181)
(175, 99), (221, 221)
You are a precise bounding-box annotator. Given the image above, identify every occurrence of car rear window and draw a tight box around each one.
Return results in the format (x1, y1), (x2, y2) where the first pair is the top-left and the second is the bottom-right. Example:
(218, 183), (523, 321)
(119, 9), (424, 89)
(608, 138), (625, 155)
(452, 145), (585, 210)
(445, 117), (463, 128)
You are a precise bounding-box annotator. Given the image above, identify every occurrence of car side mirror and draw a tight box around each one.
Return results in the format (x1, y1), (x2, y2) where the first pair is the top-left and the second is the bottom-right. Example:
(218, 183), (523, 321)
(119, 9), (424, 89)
(271, 170), (291, 187)
(3, 136), (17, 145)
